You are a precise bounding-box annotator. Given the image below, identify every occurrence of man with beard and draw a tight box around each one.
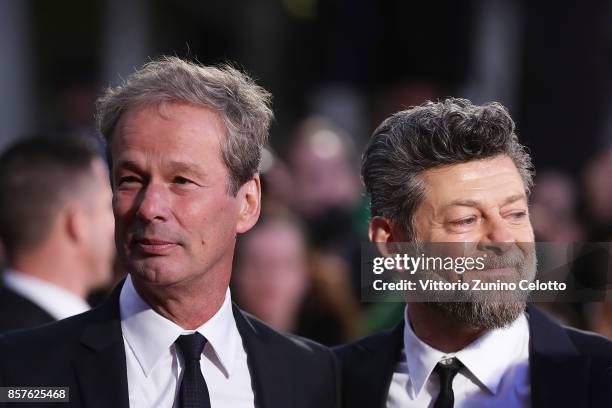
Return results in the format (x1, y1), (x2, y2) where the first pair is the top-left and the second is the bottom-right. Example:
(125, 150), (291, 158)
(335, 98), (612, 407)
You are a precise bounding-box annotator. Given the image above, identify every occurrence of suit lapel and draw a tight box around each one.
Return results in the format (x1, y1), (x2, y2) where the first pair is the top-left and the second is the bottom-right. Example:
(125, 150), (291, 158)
(346, 306), (590, 408)
(73, 282), (130, 408)
(233, 305), (292, 408)
(346, 321), (404, 408)
(528, 304), (590, 408)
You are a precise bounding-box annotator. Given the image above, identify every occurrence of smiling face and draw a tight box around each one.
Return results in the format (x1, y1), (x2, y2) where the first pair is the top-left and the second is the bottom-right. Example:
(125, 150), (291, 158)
(111, 102), (257, 289)
(410, 154), (536, 328)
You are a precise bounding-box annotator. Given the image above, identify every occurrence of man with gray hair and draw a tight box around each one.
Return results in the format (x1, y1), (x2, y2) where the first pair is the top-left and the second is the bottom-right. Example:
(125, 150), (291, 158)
(0, 57), (339, 408)
(335, 98), (612, 407)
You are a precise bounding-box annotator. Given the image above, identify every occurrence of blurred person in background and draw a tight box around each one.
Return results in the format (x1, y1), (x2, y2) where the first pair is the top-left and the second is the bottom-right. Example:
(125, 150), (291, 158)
(0, 136), (115, 334)
(283, 117), (367, 296)
(530, 170), (585, 242)
(581, 148), (612, 241)
(529, 170), (588, 330)
(336, 98), (612, 408)
(232, 211), (363, 345)
(570, 150), (612, 337)
(232, 212), (309, 333)
(285, 117), (362, 222)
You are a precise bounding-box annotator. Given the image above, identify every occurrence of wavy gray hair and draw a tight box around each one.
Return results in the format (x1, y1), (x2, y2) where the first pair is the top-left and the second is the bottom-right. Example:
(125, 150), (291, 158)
(96, 56), (273, 195)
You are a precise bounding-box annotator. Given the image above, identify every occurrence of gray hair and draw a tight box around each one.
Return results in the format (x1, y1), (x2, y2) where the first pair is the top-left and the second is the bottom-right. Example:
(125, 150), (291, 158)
(96, 56), (274, 194)
(362, 97), (534, 240)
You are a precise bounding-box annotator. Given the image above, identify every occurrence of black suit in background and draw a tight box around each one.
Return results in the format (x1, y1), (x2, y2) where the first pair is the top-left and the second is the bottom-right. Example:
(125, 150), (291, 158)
(0, 284), (55, 335)
(0, 281), (340, 408)
(335, 304), (612, 408)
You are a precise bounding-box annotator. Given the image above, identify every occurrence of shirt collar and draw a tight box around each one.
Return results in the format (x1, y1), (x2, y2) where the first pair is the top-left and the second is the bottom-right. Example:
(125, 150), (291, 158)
(2, 269), (90, 320)
(120, 274), (239, 378)
(402, 305), (529, 397)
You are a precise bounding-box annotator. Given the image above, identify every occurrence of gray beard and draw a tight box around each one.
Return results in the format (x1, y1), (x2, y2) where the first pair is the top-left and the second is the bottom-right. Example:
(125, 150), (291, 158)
(429, 297), (527, 329)
(428, 245), (537, 330)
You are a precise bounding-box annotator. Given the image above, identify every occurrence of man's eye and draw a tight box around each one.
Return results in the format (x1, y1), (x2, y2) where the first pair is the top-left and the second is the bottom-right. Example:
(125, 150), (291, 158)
(173, 176), (193, 185)
(507, 211), (527, 220)
(451, 217), (477, 226)
(119, 176), (140, 185)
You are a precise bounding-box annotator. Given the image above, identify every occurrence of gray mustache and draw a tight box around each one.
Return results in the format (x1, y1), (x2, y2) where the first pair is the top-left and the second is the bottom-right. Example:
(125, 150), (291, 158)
(480, 249), (533, 270)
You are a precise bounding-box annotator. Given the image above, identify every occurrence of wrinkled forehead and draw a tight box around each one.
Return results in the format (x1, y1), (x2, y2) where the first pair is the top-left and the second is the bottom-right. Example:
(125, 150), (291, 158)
(110, 102), (226, 166)
(420, 155), (528, 209)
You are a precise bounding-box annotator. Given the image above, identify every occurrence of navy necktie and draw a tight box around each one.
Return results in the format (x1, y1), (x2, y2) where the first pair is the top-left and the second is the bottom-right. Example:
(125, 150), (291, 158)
(433, 357), (463, 408)
(175, 333), (211, 408)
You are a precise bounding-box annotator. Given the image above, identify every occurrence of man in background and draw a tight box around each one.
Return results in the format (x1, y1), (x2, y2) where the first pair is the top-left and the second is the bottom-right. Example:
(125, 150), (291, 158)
(0, 136), (115, 333)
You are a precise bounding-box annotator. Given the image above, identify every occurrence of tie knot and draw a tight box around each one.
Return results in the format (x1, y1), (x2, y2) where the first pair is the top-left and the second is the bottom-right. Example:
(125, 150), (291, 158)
(434, 357), (464, 379)
(175, 333), (207, 361)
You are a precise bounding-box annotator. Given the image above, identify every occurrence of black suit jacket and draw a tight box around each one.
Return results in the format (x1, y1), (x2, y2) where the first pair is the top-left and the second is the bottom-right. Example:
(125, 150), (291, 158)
(335, 305), (612, 408)
(0, 281), (340, 408)
(0, 285), (55, 334)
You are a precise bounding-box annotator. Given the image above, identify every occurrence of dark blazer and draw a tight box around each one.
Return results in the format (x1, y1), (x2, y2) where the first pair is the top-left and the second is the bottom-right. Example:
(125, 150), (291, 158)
(0, 281), (340, 408)
(0, 284), (55, 335)
(334, 304), (612, 408)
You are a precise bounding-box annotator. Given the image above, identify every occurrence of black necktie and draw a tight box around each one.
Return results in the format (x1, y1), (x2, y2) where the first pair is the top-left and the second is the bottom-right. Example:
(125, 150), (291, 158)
(433, 357), (464, 408)
(175, 333), (211, 408)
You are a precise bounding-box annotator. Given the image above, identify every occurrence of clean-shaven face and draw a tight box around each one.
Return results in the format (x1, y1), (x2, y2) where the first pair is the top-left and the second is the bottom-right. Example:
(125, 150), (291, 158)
(111, 102), (243, 288)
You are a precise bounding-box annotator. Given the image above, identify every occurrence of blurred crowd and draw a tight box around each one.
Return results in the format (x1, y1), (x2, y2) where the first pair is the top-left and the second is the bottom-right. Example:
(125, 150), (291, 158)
(2, 0), (612, 343)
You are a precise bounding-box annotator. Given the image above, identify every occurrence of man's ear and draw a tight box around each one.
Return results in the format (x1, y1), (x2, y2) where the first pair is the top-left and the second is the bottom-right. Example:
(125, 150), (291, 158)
(236, 174), (261, 234)
(369, 216), (407, 257)
(65, 205), (87, 244)
(369, 216), (409, 242)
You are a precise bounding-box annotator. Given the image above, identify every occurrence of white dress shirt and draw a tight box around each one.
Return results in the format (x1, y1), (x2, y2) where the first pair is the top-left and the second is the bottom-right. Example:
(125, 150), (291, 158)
(2, 269), (90, 320)
(120, 274), (255, 408)
(387, 306), (531, 408)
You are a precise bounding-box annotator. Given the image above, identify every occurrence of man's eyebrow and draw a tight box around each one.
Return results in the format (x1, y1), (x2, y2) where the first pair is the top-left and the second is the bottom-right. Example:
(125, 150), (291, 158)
(500, 193), (528, 206)
(114, 159), (141, 173)
(167, 161), (207, 178)
(442, 199), (480, 210)
(113, 159), (208, 180)
(443, 194), (527, 210)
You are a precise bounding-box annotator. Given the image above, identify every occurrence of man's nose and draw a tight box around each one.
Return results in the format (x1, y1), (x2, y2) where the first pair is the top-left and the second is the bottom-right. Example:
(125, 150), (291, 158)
(478, 216), (515, 255)
(135, 183), (170, 223)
